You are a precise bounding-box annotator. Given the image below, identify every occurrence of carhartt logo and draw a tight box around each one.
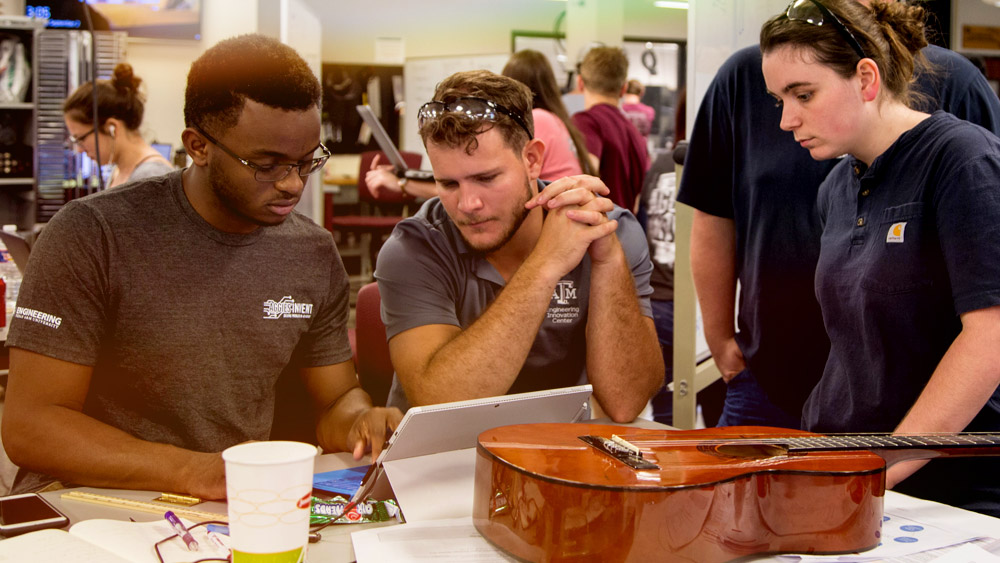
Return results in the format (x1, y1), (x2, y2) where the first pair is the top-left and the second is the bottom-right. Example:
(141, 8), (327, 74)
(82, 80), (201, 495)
(887, 222), (906, 243)
(263, 296), (314, 319)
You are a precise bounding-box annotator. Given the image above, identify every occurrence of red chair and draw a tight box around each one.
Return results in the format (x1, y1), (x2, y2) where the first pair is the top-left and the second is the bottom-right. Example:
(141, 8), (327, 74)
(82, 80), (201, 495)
(352, 282), (394, 407)
(326, 150), (422, 281)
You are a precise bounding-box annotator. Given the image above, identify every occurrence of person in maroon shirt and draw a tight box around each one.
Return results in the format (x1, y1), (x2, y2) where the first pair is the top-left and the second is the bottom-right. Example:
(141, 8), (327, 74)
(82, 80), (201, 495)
(572, 47), (649, 212)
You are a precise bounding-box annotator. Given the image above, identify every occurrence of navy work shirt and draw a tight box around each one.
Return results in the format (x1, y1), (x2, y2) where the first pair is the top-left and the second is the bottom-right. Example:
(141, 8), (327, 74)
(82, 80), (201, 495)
(807, 112), (1000, 516)
(676, 45), (1000, 419)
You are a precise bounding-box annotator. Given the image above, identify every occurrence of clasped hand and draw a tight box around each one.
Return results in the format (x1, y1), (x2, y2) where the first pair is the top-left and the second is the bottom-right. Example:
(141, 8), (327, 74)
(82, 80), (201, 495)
(525, 175), (620, 279)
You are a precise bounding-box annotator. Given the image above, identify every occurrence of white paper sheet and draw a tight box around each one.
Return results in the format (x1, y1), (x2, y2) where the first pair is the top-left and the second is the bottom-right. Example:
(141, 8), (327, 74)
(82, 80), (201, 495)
(351, 517), (516, 562)
(0, 529), (132, 563)
(381, 448), (477, 523)
(774, 492), (1000, 562)
(928, 543), (1000, 563)
(69, 518), (230, 563)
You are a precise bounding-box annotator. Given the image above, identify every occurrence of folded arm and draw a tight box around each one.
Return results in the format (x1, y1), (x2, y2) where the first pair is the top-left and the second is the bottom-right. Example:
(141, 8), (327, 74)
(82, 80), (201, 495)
(534, 177), (661, 419)
(887, 305), (1000, 488)
(585, 234), (664, 421)
(2, 348), (228, 499)
(388, 257), (563, 407)
(390, 195), (618, 408)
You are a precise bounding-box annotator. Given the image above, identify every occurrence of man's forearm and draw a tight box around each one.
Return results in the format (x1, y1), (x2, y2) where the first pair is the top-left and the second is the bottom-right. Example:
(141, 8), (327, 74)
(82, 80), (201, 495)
(690, 211), (738, 352)
(887, 307), (1000, 488)
(586, 239), (664, 422)
(315, 386), (370, 452)
(2, 404), (224, 499)
(406, 257), (562, 405)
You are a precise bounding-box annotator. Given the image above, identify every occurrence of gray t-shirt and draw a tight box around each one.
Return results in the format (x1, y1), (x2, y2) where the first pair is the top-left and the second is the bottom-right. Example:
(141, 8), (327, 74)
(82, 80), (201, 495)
(7, 170), (351, 492)
(375, 193), (653, 412)
(125, 157), (175, 185)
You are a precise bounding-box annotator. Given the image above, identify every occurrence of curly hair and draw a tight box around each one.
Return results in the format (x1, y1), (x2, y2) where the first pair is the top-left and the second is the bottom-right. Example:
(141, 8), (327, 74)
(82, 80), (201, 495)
(760, 0), (933, 109)
(419, 70), (534, 155)
(63, 63), (146, 131)
(184, 34), (321, 132)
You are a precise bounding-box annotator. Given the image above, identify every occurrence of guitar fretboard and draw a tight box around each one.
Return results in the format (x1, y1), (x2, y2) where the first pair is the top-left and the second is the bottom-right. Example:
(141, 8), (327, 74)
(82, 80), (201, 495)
(783, 433), (1000, 453)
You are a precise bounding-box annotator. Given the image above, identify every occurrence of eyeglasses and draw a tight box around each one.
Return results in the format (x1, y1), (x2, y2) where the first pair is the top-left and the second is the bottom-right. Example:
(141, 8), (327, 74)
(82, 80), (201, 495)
(195, 125), (331, 182)
(786, 0), (868, 60)
(154, 520), (230, 563)
(417, 96), (533, 140)
(68, 128), (95, 146)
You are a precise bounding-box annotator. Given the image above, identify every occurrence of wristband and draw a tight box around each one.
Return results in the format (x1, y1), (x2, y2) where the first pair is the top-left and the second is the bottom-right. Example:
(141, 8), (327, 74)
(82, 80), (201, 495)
(398, 176), (409, 196)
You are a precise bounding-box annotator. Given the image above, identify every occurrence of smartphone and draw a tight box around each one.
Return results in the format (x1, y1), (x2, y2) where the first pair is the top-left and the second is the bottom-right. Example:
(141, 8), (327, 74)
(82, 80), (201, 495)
(0, 493), (70, 536)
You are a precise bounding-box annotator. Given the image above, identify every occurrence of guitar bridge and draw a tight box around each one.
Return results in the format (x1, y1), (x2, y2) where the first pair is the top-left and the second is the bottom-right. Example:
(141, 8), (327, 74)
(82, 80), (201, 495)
(580, 435), (659, 470)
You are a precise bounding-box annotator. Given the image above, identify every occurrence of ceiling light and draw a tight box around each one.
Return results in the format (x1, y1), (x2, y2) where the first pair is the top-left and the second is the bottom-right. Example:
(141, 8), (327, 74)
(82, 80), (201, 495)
(654, 1), (689, 9)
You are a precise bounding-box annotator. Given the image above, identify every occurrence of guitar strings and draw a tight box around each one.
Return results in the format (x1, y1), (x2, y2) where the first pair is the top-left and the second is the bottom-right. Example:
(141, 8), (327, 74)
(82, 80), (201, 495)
(621, 432), (1000, 449)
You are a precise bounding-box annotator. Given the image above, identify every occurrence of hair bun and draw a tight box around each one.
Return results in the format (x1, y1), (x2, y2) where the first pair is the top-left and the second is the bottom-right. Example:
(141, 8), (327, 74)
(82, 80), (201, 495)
(112, 62), (142, 93)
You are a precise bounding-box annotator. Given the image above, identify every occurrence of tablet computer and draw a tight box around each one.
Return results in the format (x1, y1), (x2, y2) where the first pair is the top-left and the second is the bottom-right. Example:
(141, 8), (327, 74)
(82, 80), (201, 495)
(350, 384), (593, 504)
(377, 384), (593, 464)
(356, 104), (434, 181)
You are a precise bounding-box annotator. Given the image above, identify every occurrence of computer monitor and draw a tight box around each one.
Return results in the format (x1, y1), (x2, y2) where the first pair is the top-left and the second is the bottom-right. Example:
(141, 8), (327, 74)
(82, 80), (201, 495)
(151, 143), (171, 162)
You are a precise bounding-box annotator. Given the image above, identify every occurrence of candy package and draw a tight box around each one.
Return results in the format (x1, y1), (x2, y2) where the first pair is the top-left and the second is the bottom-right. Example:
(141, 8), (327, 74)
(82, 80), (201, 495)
(309, 495), (402, 525)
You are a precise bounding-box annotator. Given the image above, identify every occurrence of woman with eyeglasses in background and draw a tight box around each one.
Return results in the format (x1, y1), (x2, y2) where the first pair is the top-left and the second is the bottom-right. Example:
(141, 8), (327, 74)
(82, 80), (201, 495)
(64, 63), (174, 188)
(366, 50), (596, 200)
(761, 0), (1000, 517)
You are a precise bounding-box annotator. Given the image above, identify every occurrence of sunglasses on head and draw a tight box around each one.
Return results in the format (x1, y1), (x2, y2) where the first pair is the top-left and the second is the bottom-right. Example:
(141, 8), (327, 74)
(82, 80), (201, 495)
(417, 96), (533, 140)
(785, 0), (869, 61)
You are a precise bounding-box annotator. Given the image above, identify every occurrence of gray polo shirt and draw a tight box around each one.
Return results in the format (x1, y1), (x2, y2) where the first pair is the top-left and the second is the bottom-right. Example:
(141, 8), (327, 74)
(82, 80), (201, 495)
(375, 191), (653, 411)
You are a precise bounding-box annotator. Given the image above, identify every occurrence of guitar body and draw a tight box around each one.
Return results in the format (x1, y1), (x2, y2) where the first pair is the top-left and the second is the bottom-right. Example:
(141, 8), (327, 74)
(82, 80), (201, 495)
(474, 424), (886, 563)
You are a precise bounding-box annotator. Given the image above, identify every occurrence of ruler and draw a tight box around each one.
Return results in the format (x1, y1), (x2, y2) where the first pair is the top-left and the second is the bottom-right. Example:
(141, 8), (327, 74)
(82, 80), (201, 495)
(61, 491), (228, 523)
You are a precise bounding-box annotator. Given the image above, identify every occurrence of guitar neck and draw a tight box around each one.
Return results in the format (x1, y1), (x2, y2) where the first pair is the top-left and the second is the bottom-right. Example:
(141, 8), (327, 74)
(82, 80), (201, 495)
(783, 433), (1000, 459)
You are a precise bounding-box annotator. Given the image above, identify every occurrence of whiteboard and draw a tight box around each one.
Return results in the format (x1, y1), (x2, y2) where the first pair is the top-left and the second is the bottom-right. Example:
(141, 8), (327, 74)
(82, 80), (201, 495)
(402, 53), (511, 158)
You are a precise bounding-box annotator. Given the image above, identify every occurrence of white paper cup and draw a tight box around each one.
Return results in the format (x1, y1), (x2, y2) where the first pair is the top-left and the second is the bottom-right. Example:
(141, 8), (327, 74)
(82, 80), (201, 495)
(222, 441), (318, 562)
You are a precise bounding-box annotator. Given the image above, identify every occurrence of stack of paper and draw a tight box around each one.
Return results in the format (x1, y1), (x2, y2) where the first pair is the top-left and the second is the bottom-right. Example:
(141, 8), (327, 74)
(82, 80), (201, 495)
(0, 518), (229, 563)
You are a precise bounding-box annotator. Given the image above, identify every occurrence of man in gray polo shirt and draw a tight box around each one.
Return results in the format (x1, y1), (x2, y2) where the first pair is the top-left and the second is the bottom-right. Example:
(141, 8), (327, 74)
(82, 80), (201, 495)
(375, 70), (663, 422)
(3, 35), (401, 500)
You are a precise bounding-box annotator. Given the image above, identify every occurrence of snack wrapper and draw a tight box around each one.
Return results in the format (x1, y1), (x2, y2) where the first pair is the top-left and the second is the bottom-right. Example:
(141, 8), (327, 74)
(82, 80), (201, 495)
(309, 495), (402, 525)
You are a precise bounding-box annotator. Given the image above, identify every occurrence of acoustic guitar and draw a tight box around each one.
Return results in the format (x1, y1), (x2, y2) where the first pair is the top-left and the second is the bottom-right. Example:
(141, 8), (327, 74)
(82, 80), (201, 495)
(473, 423), (1000, 563)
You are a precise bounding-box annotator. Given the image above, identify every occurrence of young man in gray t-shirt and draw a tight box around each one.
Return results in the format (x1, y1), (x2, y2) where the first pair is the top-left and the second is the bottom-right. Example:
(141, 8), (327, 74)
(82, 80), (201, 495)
(3, 35), (401, 500)
(376, 70), (663, 422)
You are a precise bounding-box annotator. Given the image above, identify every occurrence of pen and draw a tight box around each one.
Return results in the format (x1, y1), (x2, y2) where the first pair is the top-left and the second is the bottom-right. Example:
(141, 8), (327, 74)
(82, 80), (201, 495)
(164, 510), (200, 552)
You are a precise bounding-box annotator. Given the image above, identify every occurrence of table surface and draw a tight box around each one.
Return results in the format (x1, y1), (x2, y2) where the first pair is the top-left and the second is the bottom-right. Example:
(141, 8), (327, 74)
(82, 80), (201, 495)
(38, 417), (1000, 563)
(42, 452), (373, 562)
(40, 417), (671, 561)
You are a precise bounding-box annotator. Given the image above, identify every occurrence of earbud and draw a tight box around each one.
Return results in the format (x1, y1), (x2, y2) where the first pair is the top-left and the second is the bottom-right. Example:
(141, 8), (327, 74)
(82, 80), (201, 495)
(109, 125), (116, 138)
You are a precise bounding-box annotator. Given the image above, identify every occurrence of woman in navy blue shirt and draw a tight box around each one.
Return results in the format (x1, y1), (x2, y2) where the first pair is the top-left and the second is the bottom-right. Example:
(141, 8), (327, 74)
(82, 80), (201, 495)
(761, 0), (1000, 517)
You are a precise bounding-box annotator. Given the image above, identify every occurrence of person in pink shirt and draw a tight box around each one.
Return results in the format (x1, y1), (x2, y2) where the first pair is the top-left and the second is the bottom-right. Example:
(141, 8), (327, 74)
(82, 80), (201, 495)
(622, 79), (656, 140)
(367, 50), (597, 199)
(502, 49), (596, 179)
